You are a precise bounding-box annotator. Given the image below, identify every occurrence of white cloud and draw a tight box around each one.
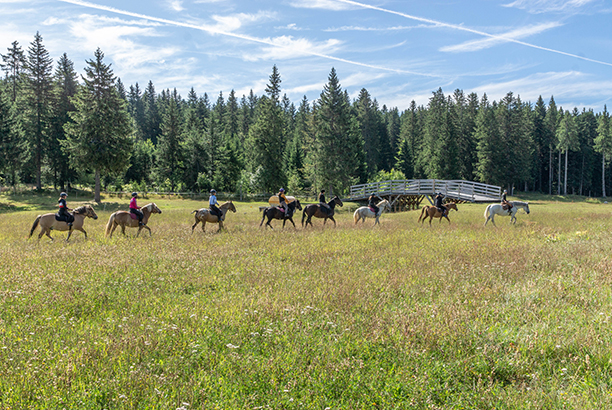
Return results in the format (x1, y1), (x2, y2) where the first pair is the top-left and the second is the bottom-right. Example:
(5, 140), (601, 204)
(441, 22), (562, 53)
(503, 0), (595, 13)
(243, 35), (343, 61)
(324, 24), (437, 32)
(168, 0), (184, 12)
(289, 0), (354, 11)
(209, 11), (276, 32)
(275, 23), (305, 31)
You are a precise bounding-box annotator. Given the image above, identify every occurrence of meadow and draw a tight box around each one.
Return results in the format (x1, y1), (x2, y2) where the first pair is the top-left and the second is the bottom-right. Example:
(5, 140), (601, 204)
(1, 193), (612, 409)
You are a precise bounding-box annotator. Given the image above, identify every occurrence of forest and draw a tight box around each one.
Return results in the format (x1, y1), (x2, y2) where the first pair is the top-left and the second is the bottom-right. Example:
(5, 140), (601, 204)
(1, 32), (612, 201)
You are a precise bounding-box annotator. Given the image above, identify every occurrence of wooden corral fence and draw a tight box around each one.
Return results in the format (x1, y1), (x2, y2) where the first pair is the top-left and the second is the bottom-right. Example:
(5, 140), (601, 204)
(348, 179), (502, 212)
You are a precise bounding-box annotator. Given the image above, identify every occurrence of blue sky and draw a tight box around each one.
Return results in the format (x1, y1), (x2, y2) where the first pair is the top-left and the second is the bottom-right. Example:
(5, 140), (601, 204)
(1, 0), (611, 111)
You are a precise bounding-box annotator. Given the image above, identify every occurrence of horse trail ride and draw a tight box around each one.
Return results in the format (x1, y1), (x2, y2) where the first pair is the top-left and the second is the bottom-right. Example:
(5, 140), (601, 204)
(26, 192), (532, 242)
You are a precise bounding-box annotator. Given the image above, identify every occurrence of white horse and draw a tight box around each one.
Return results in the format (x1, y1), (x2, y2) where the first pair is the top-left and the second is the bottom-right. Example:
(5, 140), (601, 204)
(353, 199), (392, 225)
(484, 201), (530, 226)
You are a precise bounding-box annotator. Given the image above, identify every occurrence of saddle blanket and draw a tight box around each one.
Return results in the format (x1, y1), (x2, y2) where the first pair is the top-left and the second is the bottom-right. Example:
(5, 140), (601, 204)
(369, 207), (376, 213)
(55, 213), (74, 223)
(130, 213), (139, 220)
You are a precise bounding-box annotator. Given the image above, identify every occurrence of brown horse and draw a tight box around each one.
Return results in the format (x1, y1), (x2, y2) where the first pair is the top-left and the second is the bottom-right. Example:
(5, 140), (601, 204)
(29, 205), (98, 242)
(302, 196), (343, 228)
(191, 201), (236, 233)
(418, 202), (458, 225)
(260, 199), (302, 229)
(105, 203), (162, 238)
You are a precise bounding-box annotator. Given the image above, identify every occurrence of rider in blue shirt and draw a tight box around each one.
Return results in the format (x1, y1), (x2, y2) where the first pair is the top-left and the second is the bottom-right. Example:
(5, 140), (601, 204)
(209, 189), (222, 221)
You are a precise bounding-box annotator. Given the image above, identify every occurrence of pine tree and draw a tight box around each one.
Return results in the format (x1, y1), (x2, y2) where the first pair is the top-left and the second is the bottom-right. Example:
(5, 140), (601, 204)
(595, 105), (612, 197)
(312, 68), (364, 194)
(49, 53), (78, 190)
(156, 98), (184, 191)
(63, 48), (132, 203)
(556, 111), (579, 195)
(24, 32), (55, 190)
(354, 88), (380, 177)
(1, 41), (26, 102)
(545, 97), (559, 194)
(0, 84), (25, 190)
(475, 95), (504, 185)
(143, 80), (161, 144)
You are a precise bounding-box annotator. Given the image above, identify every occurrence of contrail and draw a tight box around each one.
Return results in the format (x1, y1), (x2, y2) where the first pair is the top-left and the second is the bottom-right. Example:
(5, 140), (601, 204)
(333, 0), (612, 68)
(57, 0), (441, 77)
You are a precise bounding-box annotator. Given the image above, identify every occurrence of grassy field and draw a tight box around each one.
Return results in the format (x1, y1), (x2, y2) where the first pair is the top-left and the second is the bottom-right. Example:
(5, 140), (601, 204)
(1, 193), (612, 409)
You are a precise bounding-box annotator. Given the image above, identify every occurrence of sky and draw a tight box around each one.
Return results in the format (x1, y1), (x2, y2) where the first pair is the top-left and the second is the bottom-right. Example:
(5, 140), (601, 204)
(1, 0), (611, 111)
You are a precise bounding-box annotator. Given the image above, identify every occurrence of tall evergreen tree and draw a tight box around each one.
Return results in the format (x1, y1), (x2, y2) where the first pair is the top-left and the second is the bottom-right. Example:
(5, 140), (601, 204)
(0, 83), (25, 190)
(475, 95), (504, 185)
(143, 80), (161, 144)
(312, 68), (364, 194)
(24, 32), (55, 190)
(595, 105), (612, 197)
(556, 111), (579, 195)
(63, 48), (132, 202)
(545, 97), (559, 194)
(1, 41), (27, 102)
(156, 98), (184, 191)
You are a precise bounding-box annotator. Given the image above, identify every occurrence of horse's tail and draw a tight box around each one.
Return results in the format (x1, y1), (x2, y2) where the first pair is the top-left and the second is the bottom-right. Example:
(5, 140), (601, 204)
(29, 215), (41, 238)
(301, 207), (307, 227)
(105, 213), (116, 236)
(353, 209), (360, 224)
(191, 209), (198, 214)
(260, 208), (267, 227)
(484, 205), (491, 219)
(418, 206), (426, 223)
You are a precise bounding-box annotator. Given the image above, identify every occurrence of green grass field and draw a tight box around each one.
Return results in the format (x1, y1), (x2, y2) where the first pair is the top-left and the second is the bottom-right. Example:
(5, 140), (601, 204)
(1, 193), (612, 409)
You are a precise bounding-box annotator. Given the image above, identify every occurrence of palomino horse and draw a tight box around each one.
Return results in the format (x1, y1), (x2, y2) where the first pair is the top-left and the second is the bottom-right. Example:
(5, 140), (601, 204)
(191, 201), (236, 233)
(260, 199), (302, 229)
(353, 199), (392, 225)
(29, 205), (98, 242)
(105, 203), (162, 238)
(302, 196), (343, 228)
(484, 201), (530, 226)
(418, 202), (459, 225)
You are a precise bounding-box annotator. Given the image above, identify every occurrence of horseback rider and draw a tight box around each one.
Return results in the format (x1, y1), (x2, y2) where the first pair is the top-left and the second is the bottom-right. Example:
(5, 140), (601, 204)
(129, 192), (144, 226)
(209, 189), (222, 222)
(278, 188), (291, 217)
(57, 192), (74, 227)
(434, 192), (447, 217)
(319, 189), (331, 216)
(368, 194), (379, 216)
(501, 189), (513, 214)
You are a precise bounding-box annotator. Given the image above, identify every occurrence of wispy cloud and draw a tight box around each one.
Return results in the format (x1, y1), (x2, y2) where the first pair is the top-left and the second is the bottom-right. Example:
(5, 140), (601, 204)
(441, 22), (562, 53)
(503, 0), (595, 14)
(289, 0), (354, 11)
(330, 0), (612, 67)
(168, 0), (184, 12)
(324, 23), (438, 32)
(243, 36), (342, 61)
(56, 0), (441, 76)
(275, 23), (306, 31)
(209, 11), (276, 33)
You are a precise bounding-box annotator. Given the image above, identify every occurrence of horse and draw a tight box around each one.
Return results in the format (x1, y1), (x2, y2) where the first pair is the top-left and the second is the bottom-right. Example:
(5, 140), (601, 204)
(29, 205), (98, 242)
(105, 203), (162, 238)
(353, 199), (392, 225)
(418, 202), (459, 225)
(260, 199), (302, 229)
(302, 196), (343, 228)
(191, 201), (236, 233)
(484, 200), (530, 226)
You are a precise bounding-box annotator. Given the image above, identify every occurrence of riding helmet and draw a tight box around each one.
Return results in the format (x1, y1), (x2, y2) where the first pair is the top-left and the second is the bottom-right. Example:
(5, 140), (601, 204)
(279, 188), (285, 192)
(60, 192), (67, 197)
(210, 189), (216, 194)
(132, 192), (138, 197)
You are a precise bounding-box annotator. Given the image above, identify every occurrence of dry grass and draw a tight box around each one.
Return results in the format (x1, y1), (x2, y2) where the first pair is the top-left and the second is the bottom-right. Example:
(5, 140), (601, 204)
(1, 196), (612, 408)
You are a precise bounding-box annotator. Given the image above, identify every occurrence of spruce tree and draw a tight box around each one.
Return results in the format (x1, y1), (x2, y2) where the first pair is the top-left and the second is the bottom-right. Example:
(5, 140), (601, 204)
(0, 84), (25, 190)
(1, 41), (27, 102)
(156, 98), (184, 191)
(545, 97), (559, 194)
(63, 48), (132, 203)
(594, 105), (612, 197)
(143, 81), (161, 144)
(556, 111), (579, 195)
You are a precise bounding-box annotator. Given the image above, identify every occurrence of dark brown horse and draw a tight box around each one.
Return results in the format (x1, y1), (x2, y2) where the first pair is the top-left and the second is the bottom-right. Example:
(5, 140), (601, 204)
(29, 205), (98, 242)
(260, 199), (302, 229)
(302, 196), (343, 227)
(418, 202), (458, 225)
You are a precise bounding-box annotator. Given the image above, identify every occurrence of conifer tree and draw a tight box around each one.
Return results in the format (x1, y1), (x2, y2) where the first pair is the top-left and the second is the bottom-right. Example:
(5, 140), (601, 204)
(556, 111), (579, 195)
(545, 97), (559, 194)
(24, 32), (54, 190)
(595, 105), (612, 197)
(156, 98), (184, 191)
(475, 95), (504, 185)
(0, 84), (25, 190)
(63, 48), (132, 202)
(1, 41), (26, 102)
(143, 80), (161, 144)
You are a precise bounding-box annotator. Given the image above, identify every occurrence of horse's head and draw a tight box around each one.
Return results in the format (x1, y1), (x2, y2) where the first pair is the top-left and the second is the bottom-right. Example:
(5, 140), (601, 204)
(333, 196), (343, 207)
(524, 202), (530, 214)
(378, 199), (391, 211)
(146, 203), (162, 214)
(447, 202), (458, 212)
(294, 199), (302, 211)
(226, 201), (237, 213)
(85, 205), (98, 219)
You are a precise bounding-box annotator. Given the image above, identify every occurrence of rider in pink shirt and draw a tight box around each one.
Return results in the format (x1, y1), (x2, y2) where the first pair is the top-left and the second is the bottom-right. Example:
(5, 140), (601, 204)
(130, 192), (144, 225)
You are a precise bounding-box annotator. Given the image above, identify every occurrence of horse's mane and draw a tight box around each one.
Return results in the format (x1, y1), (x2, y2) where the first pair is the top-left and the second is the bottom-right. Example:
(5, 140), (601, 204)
(73, 205), (88, 214)
(142, 203), (155, 212)
(512, 201), (528, 206)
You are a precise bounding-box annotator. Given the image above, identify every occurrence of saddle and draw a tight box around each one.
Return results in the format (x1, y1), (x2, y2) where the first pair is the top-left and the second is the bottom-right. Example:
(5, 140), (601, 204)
(502, 202), (513, 211)
(369, 207), (377, 213)
(55, 213), (74, 223)
(130, 213), (139, 220)
(276, 206), (286, 213)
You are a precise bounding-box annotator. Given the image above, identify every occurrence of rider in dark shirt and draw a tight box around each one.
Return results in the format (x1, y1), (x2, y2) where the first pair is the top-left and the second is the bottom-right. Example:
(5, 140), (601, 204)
(319, 189), (331, 216)
(368, 195), (379, 216)
(501, 189), (512, 213)
(434, 192), (446, 217)
(57, 192), (73, 227)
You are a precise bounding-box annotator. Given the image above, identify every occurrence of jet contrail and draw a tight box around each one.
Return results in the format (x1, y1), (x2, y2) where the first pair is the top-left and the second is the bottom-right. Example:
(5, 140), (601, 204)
(333, 0), (612, 68)
(57, 0), (442, 77)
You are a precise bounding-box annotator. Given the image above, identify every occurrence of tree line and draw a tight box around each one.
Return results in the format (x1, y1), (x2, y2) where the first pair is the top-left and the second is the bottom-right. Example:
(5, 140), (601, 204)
(1, 32), (612, 201)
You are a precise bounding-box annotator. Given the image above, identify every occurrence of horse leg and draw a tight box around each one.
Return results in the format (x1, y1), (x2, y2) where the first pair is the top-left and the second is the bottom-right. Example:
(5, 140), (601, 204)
(79, 228), (87, 239)
(218, 221), (223, 232)
(192, 217), (200, 233)
(66, 229), (73, 242)
(110, 223), (118, 238)
(202, 221), (206, 232)
(330, 217), (336, 226)
(45, 229), (53, 241)
(289, 218), (296, 229)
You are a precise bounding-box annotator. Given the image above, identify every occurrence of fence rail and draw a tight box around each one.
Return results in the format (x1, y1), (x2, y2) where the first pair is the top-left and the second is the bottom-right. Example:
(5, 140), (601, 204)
(349, 179), (501, 203)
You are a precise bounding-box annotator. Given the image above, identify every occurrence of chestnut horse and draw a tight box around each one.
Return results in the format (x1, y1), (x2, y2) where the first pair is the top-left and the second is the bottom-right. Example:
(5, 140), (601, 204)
(191, 201), (236, 233)
(418, 202), (458, 225)
(301, 196), (343, 228)
(29, 205), (98, 242)
(105, 203), (162, 238)
(260, 199), (302, 229)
